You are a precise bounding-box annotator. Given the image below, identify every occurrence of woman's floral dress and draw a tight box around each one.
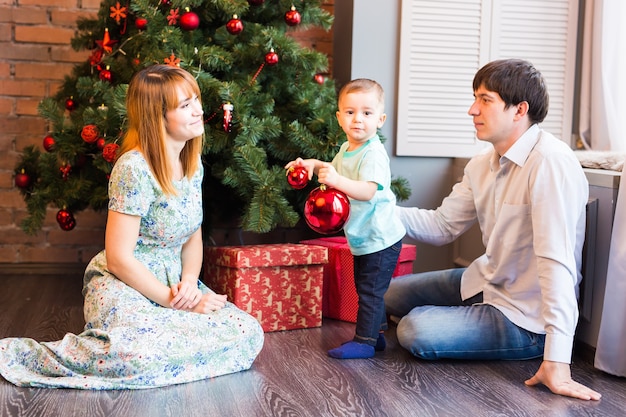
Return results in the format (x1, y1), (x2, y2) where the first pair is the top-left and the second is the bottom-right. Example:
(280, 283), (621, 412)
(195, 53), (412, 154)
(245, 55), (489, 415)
(0, 151), (264, 389)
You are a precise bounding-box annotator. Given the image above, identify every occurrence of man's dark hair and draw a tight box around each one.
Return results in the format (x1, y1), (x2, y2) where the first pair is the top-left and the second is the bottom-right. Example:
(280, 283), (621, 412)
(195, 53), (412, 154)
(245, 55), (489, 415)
(472, 59), (549, 124)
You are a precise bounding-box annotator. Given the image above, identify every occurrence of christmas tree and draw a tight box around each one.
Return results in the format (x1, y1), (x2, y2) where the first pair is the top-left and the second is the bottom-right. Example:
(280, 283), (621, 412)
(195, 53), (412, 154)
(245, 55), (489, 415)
(14, 0), (409, 236)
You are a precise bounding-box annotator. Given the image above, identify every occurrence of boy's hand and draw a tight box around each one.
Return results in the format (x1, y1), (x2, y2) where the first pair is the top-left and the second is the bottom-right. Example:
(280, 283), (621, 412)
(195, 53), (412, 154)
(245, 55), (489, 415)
(318, 163), (340, 188)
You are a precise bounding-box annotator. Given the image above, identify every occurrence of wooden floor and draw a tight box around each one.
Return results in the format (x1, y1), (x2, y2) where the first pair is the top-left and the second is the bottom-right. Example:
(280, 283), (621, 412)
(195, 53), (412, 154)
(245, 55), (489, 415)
(1, 273), (625, 417)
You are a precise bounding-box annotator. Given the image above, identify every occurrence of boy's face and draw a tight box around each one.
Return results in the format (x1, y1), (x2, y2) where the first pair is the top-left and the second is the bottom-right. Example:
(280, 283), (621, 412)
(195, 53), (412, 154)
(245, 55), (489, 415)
(336, 90), (386, 147)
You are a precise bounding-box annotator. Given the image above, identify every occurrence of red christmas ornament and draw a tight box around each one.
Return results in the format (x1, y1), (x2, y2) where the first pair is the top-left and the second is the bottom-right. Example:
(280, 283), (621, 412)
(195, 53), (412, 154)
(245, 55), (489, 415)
(226, 15), (243, 35)
(286, 166), (309, 190)
(81, 124), (99, 143)
(223, 103), (234, 132)
(314, 74), (325, 84)
(102, 143), (120, 163)
(180, 10), (200, 31)
(265, 49), (279, 66)
(96, 137), (106, 150)
(65, 97), (77, 111)
(135, 17), (148, 30)
(99, 66), (112, 82)
(14, 169), (31, 189)
(60, 163), (72, 180)
(248, 0), (264, 5)
(304, 184), (350, 234)
(43, 135), (55, 152)
(285, 6), (301, 26)
(56, 208), (76, 231)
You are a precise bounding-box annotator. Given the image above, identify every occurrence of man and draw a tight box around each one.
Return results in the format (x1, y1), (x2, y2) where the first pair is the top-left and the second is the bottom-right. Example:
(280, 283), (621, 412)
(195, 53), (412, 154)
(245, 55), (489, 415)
(385, 59), (601, 400)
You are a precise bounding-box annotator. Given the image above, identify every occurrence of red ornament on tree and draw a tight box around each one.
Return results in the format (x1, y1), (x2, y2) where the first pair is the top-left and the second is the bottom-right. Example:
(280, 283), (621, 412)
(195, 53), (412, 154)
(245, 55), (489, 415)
(43, 135), (55, 152)
(56, 208), (76, 231)
(14, 169), (31, 189)
(265, 49), (279, 66)
(96, 137), (106, 150)
(65, 97), (77, 111)
(304, 184), (350, 234)
(180, 10), (200, 31)
(226, 15), (243, 35)
(286, 166), (309, 190)
(285, 6), (301, 26)
(314, 74), (325, 84)
(102, 143), (120, 163)
(223, 102), (234, 132)
(135, 17), (148, 30)
(99, 66), (113, 82)
(60, 163), (72, 180)
(81, 124), (99, 143)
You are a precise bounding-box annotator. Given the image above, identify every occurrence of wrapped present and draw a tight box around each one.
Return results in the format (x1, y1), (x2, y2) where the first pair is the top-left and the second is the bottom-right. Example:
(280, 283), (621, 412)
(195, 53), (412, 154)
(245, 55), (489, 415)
(203, 244), (328, 332)
(300, 236), (416, 323)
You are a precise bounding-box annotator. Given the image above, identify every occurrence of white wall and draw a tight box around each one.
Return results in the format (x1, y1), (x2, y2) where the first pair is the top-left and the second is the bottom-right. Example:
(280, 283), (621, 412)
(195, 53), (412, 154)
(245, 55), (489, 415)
(333, 0), (457, 272)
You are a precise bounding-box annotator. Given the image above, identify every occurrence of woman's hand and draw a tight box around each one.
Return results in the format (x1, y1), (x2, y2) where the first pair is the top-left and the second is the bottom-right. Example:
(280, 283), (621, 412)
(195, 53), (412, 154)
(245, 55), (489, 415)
(170, 280), (203, 310)
(191, 293), (228, 314)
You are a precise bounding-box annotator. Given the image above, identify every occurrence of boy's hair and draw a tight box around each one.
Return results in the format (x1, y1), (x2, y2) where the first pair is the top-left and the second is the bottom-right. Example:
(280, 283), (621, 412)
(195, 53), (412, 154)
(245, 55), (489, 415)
(472, 59), (549, 124)
(338, 78), (385, 112)
(120, 64), (203, 195)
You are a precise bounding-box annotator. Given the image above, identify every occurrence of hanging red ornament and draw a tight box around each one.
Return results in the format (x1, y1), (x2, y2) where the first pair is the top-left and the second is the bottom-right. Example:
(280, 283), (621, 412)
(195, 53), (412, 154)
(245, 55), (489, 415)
(81, 124), (99, 143)
(167, 8), (180, 25)
(286, 166), (309, 190)
(135, 17), (148, 30)
(304, 184), (350, 234)
(43, 135), (55, 152)
(95, 28), (117, 54)
(89, 49), (103, 67)
(248, 0), (264, 5)
(102, 143), (120, 163)
(285, 6), (301, 26)
(164, 53), (181, 67)
(14, 169), (31, 189)
(180, 9), (200, 31)
(96, 137), (106, 150)
(265, 49), (279, 66)
(226, 15), (243, 35)
(65, 97), (77, 111)
(109, 1), (128, 25)
(314, 74), (325, 84)
(223, 103), (234, 133)
(56, 208), (76, 231)
(60, 163), (72, 180)
(99, 66), (112, 82)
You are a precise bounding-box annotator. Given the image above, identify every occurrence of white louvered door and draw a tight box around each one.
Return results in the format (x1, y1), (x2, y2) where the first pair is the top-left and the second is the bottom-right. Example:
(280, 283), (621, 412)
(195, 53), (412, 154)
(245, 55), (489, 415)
(396, 0), (579, 157)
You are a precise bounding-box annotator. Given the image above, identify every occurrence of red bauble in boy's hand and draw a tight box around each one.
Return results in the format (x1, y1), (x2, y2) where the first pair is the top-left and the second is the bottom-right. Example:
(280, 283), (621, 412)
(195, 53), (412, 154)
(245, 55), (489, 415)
(286, 166), (309, 189)
(304, 185), (350, 235)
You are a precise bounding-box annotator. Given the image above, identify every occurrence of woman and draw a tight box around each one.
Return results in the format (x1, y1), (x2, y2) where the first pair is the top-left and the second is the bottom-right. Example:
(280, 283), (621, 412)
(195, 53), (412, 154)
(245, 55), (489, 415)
(0, 65), (264, 389)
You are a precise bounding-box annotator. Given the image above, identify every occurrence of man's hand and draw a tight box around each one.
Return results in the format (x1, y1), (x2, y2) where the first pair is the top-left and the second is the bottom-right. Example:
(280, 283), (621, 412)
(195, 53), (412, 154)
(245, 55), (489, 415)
(525, 360), (601, 400)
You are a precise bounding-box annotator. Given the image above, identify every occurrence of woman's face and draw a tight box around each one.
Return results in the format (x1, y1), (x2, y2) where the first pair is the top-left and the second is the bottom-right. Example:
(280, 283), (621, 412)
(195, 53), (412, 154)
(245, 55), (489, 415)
(164, 85), (204, 144)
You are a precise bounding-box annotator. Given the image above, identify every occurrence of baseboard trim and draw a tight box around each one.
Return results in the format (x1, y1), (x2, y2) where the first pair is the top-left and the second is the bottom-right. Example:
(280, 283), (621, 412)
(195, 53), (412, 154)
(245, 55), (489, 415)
(0, 263), (87, 276)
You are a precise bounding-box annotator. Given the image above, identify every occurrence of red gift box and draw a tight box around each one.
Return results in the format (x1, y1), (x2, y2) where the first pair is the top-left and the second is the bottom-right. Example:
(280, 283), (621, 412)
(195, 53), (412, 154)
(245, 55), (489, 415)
(300, 236), (416, 323)
(203, 244), (328, 332)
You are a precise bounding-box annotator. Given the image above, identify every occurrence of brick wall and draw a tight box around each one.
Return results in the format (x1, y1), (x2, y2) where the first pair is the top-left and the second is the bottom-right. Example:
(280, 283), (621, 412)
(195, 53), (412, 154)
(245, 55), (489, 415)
(0, 0), (334, 265)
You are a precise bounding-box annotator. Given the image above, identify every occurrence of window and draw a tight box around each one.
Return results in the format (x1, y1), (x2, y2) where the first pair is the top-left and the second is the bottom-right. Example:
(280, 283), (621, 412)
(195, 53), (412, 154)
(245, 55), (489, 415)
(396, 0), (579, 157)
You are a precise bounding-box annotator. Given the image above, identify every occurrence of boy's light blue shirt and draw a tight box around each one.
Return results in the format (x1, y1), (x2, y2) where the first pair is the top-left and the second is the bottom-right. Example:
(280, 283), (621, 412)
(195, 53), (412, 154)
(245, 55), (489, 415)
(331, 135), (405, 256)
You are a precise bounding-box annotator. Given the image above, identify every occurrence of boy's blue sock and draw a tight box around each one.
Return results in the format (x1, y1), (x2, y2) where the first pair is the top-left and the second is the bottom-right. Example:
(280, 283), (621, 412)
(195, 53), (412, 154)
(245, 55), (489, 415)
(328, 341), (375, 359)
(375, 333), (386, 351)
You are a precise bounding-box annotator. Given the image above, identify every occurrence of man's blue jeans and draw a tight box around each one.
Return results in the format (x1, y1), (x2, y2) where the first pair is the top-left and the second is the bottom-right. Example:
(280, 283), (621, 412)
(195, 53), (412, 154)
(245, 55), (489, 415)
(353, 240), (402, 346)
(384, 268), (545, 360)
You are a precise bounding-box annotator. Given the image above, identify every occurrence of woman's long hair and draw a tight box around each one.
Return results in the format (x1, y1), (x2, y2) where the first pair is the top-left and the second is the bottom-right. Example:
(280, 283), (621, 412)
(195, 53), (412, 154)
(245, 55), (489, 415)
(120, 65), (203, 195)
